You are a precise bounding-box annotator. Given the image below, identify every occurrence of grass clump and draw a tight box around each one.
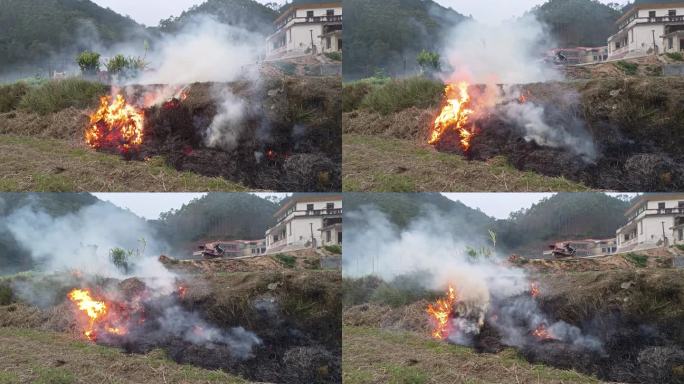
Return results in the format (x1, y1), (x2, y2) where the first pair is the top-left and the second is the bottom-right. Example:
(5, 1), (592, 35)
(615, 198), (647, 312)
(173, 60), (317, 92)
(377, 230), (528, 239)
(325, 51), (342, 61)
(272, 253), (297, 268)
(324, 244), (342, 254)
(0, 372), (19, 384)
(666, 52), (684, 61)
(675, 244), (684, 252)
(385, 364), (428, 384)
(360, 77), (444, 115)
(343, 81), (372, 112)
(18, 79), (108, 115)
(0, 82), (29, 113)
(0, 283), (13, 305)
(623, 252), (648, 268)
(615, 61), (639, 76)
(34, 368), (75, 384)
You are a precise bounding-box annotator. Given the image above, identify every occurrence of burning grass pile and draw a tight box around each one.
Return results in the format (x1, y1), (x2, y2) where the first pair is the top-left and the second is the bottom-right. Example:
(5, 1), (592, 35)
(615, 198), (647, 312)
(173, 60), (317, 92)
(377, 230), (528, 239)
(343, 269), (684, 384)
(344, 76), (684, 191)
(0, 269), (342, 383)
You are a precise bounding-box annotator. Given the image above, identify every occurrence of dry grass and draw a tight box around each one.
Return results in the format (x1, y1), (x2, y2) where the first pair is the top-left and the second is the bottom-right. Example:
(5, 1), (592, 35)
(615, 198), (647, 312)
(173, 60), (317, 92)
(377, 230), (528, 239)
(343, 134), (590, 192)
(0, 135), (249, 192)
(0, 327), (246, 383)
(343, 326), (601, 384)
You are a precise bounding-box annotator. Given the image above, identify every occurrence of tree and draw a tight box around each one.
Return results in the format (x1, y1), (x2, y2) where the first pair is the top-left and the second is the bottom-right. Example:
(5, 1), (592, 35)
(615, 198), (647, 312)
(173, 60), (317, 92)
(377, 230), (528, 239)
(417, 49), (441, 74)
(77, 51), (101, 76)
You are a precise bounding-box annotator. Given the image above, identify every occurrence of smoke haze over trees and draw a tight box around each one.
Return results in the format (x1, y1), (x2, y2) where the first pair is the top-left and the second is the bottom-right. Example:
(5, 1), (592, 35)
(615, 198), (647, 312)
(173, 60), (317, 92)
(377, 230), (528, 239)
(531, 0), (622, 47)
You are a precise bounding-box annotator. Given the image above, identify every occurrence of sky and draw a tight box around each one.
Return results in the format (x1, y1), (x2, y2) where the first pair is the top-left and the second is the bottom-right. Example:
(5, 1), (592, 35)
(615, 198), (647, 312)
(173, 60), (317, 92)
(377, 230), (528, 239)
(434, 0), (626, 25)
(91, 0), (285, 26)
(443, 193), (638, 219)
(92, 193), (289, 220)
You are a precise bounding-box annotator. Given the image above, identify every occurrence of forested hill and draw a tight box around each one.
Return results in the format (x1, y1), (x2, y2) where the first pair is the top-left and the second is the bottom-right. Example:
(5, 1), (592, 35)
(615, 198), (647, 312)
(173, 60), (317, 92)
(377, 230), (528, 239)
(345, 193), (631, 257)
(343, 0), (469, 80)
(152, 193), (278, 249)
(495, 193), (630, 254)
(0, 0), (147, 76)
(157, 0), (278, 34)
(531, 0), (623, 47)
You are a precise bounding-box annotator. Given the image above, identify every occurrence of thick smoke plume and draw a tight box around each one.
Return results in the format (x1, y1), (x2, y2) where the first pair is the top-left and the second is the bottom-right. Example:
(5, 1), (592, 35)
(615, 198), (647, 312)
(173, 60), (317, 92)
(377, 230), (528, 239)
(204, 86), (250, 151)
(442, 15), (560, 85)
(343, 205), (601, 351)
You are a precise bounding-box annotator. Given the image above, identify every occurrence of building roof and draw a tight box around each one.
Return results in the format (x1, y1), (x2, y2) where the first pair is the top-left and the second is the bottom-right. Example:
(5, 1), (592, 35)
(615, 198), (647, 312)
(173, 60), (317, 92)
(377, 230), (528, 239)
(625, 193), (684, 216)
(273, 194), (343, 217)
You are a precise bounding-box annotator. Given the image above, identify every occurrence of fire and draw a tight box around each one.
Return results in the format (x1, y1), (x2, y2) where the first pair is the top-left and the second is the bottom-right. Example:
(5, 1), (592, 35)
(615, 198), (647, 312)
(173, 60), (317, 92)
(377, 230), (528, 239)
(530, 282), (540, 298)
(67, 289), (107, 340)
(85, 94), (144, 153)
(426, 285), (457, 340)
(429, 82), (475, 151)
(532, 324), (557, 341)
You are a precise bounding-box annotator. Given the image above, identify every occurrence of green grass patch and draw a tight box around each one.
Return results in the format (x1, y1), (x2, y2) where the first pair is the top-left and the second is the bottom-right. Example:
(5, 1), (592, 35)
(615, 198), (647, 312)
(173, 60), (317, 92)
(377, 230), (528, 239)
(274, 62), (297, 76)
(666, 52), (684, 61)
(34, 367), (75, 384)
(360, 77), (444, 115)
(325, 51), (342, 61)
(18, 79), (108, 115)
(0, 82), (29, 113)
(272, 253), (297, 268)
(32, 173), (75, 192)
(384, 364), (428, 384)
(0, 283), (12, 305)
(0, 372), (19, 384)
(675, 244), (684, 252)
(614, 61), (639, 76)
(324, 244), (342, 254)
(623, 252), (648, 268)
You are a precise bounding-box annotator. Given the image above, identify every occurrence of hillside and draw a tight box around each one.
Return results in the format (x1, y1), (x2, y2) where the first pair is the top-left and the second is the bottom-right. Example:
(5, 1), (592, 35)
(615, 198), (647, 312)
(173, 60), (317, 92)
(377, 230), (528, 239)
(343, 0), (469, 80)
(0, 0), (147, 79)
(153, 193), (278, 250)
(158, 0), (278, 34)
(531, 0), (622, 47)
(344, 192), (630, 254)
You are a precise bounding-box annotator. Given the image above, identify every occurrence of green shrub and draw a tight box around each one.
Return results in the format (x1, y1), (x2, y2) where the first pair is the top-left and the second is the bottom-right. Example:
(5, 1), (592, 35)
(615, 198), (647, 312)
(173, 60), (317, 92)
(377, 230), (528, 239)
(417, 49), (441, 73)
(343, 81), (372, 112)
(324, 51), (342, 61)
(0, 284), (12, 306)
(0, 82), (29, 112)
(615, 61), (639, 76)
(360, 76), (444, 115)
(369, 273), (437, 307)
(666, 52), (684, 61)
(106, 54), (148, 79)
(76, 50), (101, 76)
(18, 79), (108, 115)
(324, 244), (342, 254)
(623, 252), (648, 268)
(273, 253), (297, 268)
(343, 276), (383, 307)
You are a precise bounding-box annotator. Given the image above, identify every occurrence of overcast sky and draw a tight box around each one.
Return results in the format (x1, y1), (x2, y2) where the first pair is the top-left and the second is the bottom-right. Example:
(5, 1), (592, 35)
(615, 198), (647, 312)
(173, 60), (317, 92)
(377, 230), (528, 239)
(91, 0), (286, 26)
(443, 193), (638, 219)
(92, 193), (288, 220)
(435, 0), (627, 24)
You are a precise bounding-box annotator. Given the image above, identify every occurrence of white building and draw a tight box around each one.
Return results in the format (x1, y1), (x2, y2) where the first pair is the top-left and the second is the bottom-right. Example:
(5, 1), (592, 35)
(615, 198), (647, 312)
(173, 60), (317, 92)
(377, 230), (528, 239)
(616, 193), (684, 252)
(608, 0), (684, 59)
(266, 0), (342, 58)
(265, 194), (342, 253)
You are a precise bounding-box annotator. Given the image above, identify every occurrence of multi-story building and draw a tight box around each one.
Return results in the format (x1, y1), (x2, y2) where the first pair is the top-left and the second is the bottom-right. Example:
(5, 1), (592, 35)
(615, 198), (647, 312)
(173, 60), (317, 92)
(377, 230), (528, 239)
(266, 0), (342, 58)
(616, 193), (684, 252)
(608, 0), (684, 59)
(265, 194), (342, 253)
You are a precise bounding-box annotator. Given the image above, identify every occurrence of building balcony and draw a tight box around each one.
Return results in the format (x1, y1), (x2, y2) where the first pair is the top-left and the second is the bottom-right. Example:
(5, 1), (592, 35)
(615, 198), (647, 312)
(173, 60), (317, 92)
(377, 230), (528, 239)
(616, 15), (684, 33)
(275, 15), (343, 31)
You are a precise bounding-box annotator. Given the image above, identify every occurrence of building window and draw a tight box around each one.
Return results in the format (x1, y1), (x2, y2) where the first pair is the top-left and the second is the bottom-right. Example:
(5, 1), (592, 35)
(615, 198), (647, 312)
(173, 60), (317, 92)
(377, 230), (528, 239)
(649, 11), (656, 18)
(326, 37), (331, 49)
(288, 221), (291, 236)
(307, 204), (314, 211)
(659, 202), (666, 210)
(679, 228), (683, 240)
(679, 201), (684, 208)
(307, 10), (314, 18)
(640, 221), (643, 234)
(326, 230), (331, 242)
(669, 10), (676, 17)
(327, 203), (334, 210)
(326, 9), (334, 17)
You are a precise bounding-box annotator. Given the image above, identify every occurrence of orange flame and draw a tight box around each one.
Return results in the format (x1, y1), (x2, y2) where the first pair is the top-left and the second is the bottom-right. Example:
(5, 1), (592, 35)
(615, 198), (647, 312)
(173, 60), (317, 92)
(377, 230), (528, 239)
(67, 289), (107, 340)
(85, 94), (144, 153)
(429, 82), (475, 150)
(530, 282), (540, 298)
(426, 285), (457, 340)
(532, 324), (556, 341)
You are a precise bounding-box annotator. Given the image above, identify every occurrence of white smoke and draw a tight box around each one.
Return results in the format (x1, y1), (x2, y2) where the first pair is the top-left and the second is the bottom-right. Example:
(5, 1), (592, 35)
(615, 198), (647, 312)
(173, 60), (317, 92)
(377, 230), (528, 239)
(138, 16), (264, 85)
(344, 204), (602, 351)
(204, 86), (250, 151)
(442, 15), (561, 85)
